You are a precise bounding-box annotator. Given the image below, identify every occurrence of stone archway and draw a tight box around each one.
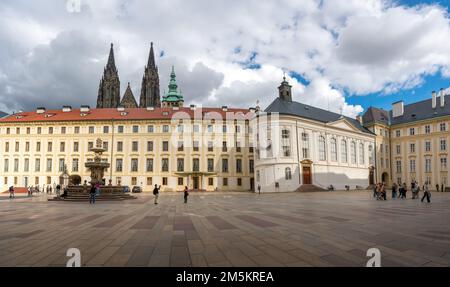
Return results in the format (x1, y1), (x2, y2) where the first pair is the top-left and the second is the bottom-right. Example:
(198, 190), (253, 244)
(382, 172), (389, 185)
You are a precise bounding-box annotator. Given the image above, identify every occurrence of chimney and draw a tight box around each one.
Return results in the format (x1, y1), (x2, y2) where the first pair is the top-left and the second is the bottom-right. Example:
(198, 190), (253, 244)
(392, 101), (404, 118)
(440, 88), (445, 107)
(80, 105), (90, 113)
(62, 106), (72, 112)
(356, 115), (363, 125)
(117, 106), (125, 112)
(190, 104), (196, 111)
(36, 107), (46, 114)
(222, 106), (228, 112)
(432, 90), (437, 109)
(146, 106), (155, 111)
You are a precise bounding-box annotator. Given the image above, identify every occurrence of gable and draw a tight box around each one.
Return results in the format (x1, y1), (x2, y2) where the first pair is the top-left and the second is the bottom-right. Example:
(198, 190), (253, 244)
(327, 119), (360, 132)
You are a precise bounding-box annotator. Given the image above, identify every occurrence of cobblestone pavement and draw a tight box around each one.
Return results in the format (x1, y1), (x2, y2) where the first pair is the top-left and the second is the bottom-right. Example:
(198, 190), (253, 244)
(0, 191), (449, 267)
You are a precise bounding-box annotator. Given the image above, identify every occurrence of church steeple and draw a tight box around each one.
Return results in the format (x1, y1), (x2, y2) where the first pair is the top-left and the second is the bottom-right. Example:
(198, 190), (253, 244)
(139, 42), (161, 108)
(162, 66), (184, 108)
(278, 74), (292, 102)
(97, 43), (121, 108)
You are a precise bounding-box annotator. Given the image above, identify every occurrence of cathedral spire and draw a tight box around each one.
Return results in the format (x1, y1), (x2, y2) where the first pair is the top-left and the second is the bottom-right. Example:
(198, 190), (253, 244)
(148, 42), (156, 69)
(106, 43), (116, 71)
(97, 43), (121, 108)
(139, 42), (161, 108)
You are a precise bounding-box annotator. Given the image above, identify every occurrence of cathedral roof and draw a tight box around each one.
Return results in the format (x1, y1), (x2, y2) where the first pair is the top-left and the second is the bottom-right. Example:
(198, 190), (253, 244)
(120, 83), (138, 108)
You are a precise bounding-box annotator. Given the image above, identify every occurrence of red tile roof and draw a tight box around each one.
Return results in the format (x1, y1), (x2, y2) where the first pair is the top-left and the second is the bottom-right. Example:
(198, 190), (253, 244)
(0, 107), (255, 123)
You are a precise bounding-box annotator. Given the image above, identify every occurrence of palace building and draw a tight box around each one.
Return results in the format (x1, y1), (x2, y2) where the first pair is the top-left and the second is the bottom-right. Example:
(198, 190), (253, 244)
(1, 43), (448, 192)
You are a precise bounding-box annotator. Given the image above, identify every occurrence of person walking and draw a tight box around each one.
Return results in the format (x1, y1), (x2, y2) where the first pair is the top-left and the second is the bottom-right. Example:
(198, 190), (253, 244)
(27, 186), (32, 197)
(373, 184), (378, 198)
(441, 184), (445, 193)
(183, 186), (189, 204)
(421, 184), (431, 203)
(153, 184), (160, 205)
(9, 186), (15, 199)
(56, 184), (61, 198)
(436, 184), (440, 193)
(89, 184), (96, 204)
(392, 183), (397, 199)
(258, 184), (261, 195)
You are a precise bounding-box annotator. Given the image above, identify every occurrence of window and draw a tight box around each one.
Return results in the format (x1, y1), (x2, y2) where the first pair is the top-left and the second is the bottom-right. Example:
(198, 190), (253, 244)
(46, 159), (52, 172)
(72, 159), (79, 172)
(396, 160), (401, 173)
(409, 128), (415, 136)
(162, 125), (169, 133)
(5, 142), (9, 152)
(359, 143), (364, 164)
(341, 140), (348, 163)
(118, 126), (124, 133)
(193, 125), (200, 133)
(14, 159), (19, 172)
(237, 178), (242, 186)
(46, 176), (51, 185)
(147, 141), (154, 152)
(177, 141), (184, 152)
(207, 159), (214, 172)
(146, 158), (154, 172)
(193, 141), (199, 152)
(208, 178), (214, 186)
(35, 159), (40, 172)
(147, 177), (153, 186)
(24, 159), (29, 172)
(89, 126), (94, 134)
(222, 158), (229, 173)
(162, 141), (169, 152)
(131, 177), (137, 186)
(132, 125), (139, 133)
(88, 142), (93, 151)
(103, 126), (109, 134)
(177, 124), (184, 133)
(102, 141), (108, 151)
(193, 158), (200, 172)
(282, 129), (290, 139)
(117, 141), (123, 152)
(162, 177), (168, 185)
(26, 127), (31, 134)
(48, 127), (53, 134)
(3, 159), (8, 172)
(236, 142), (241, 153)
(410, 143), (415, 153)
(25, 142), (30, 152)
(207, 125), (213, 133)
(59, 159), (65, 172)
(6, 127), (10, 134)
(285, 167), (292, 180)
(396, 145), (401, 155)
(425, 158), (432, 173)
(440, 123), (446, 132)
(178, 177), (184, 186)
(282, 145), (291, 157)
(48, 142), (53, 152)
(425, 141), (431, 152)
(425, 125), (431, 134)
(131, 158), (138, 172)
(147, 125), (154, 133)
(410, 160), (416, 173)
(249, 159), (254, 173)
(440, 139), (446, 151)
(318, 136), (326, 161)
(223, 178), (228, 186)
(74, 126), (80, 134)
(222, 141), (227, 152)
(222, 125), (227, 133)
(61, 127), (66, 134)
(236, 159), (242, 173)
(330, 138), (337, 162)
(208, 141), (213, 152)
(368, 145), (374, 165)
(350, 141), (357, 164)
(132, 141), (138, 152)
(73, 142), (79, 152)
(15, 142), (19, 152)
(177, 158), (184, 172)
(60, 142), (65, 152)
(162, 158), (169, 172)
(116, 159), (123, 172)
(440, 157), (447, 170)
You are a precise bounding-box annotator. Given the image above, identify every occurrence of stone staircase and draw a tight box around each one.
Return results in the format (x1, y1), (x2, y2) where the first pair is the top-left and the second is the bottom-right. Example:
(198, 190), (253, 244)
(295, 184), (326, 192)
(48, 192), (137, 202)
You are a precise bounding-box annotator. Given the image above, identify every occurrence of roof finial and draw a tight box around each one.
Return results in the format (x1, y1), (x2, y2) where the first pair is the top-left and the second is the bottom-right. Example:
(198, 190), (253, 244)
(283, 71), (286, 82)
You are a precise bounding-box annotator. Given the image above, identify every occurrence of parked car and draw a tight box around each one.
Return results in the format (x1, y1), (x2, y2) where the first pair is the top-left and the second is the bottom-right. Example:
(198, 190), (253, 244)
(123, 186), (130, 193)
(132, 186), (142, 193)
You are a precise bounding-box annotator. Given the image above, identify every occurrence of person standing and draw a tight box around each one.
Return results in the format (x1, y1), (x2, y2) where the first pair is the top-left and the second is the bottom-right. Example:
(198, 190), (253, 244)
(421, 184), (431, 203)
(258, 184), (261, 195)
(56, 184), (61, 197)
(441, 184), (445, 193)
(392, 183), (397, 199)
(89, 184), (96, 204)
(153, 184), (160, 205)
(436, 184), (440, 193)
(373, 184), (378, 198)
(183, 186), (189, 204)
(9, 186), (15, 199)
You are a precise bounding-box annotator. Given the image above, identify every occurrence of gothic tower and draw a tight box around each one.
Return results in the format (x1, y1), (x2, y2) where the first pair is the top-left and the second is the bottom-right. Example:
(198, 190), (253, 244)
(120, 82), (138, 108)
(97, 43), (121, 108)
(139, 42), (161, 108)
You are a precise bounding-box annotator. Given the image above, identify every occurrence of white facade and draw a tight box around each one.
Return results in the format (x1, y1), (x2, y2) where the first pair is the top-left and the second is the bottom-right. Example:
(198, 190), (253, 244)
(253, 114), (375, 192)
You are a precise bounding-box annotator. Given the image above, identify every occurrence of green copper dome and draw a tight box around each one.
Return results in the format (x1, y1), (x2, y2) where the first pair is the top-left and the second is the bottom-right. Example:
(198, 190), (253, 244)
(162, 66), (183, 103)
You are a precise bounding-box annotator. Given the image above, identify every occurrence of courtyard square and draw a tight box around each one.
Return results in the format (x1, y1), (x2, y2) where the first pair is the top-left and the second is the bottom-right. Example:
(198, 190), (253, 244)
(0, 191), (449, 267)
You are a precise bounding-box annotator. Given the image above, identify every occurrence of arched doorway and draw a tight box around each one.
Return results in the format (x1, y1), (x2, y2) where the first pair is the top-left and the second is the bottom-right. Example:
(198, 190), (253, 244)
(369, 166), (375, 185)
(301, 160), (313, 184)
(381, 172), (389, 185)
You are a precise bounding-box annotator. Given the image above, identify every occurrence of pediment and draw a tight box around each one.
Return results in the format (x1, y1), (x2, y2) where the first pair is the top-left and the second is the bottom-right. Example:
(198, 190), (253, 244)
(327, 118), (360, 132)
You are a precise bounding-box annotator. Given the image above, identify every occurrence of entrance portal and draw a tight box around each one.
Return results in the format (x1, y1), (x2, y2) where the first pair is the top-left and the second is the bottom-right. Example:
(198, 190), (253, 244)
(193, 177), (199, 190)
(302, 166), (312, 184)
(382, 172), (389, 185)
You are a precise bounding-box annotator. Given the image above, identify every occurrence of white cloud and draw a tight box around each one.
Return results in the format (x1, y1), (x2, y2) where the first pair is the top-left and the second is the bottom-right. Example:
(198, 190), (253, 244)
(0, 0), (450, 118)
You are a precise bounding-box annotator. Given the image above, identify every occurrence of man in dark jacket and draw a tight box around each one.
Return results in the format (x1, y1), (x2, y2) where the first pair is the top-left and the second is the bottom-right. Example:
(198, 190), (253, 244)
(153, 184), (160, 205)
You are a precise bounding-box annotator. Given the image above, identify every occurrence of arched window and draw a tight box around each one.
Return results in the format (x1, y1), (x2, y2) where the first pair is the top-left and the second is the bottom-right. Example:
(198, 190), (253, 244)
(319, 136), (326, 161)
(285, 167), (292, 180)
(351, 141), (357, 164)
(359, 143), (364, 164)
(341, 139), (348, 163)
(330, 138), (337, 162)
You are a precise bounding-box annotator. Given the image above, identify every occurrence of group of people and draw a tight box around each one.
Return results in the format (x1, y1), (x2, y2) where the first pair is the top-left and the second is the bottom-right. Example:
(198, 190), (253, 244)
(26, 186), (42, 197)
(374, 181), (432, 203)
(151, 184), (190, 205)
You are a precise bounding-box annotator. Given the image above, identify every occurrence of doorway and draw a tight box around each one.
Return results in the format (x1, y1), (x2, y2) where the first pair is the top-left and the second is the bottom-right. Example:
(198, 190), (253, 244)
(193, 177), (199, 190)
(250, 178), (255, 191)
(302, 166), (312, 184)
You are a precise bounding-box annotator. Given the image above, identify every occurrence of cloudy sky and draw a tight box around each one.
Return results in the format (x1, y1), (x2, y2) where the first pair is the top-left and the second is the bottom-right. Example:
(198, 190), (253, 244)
(1, 0), (450, 117)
